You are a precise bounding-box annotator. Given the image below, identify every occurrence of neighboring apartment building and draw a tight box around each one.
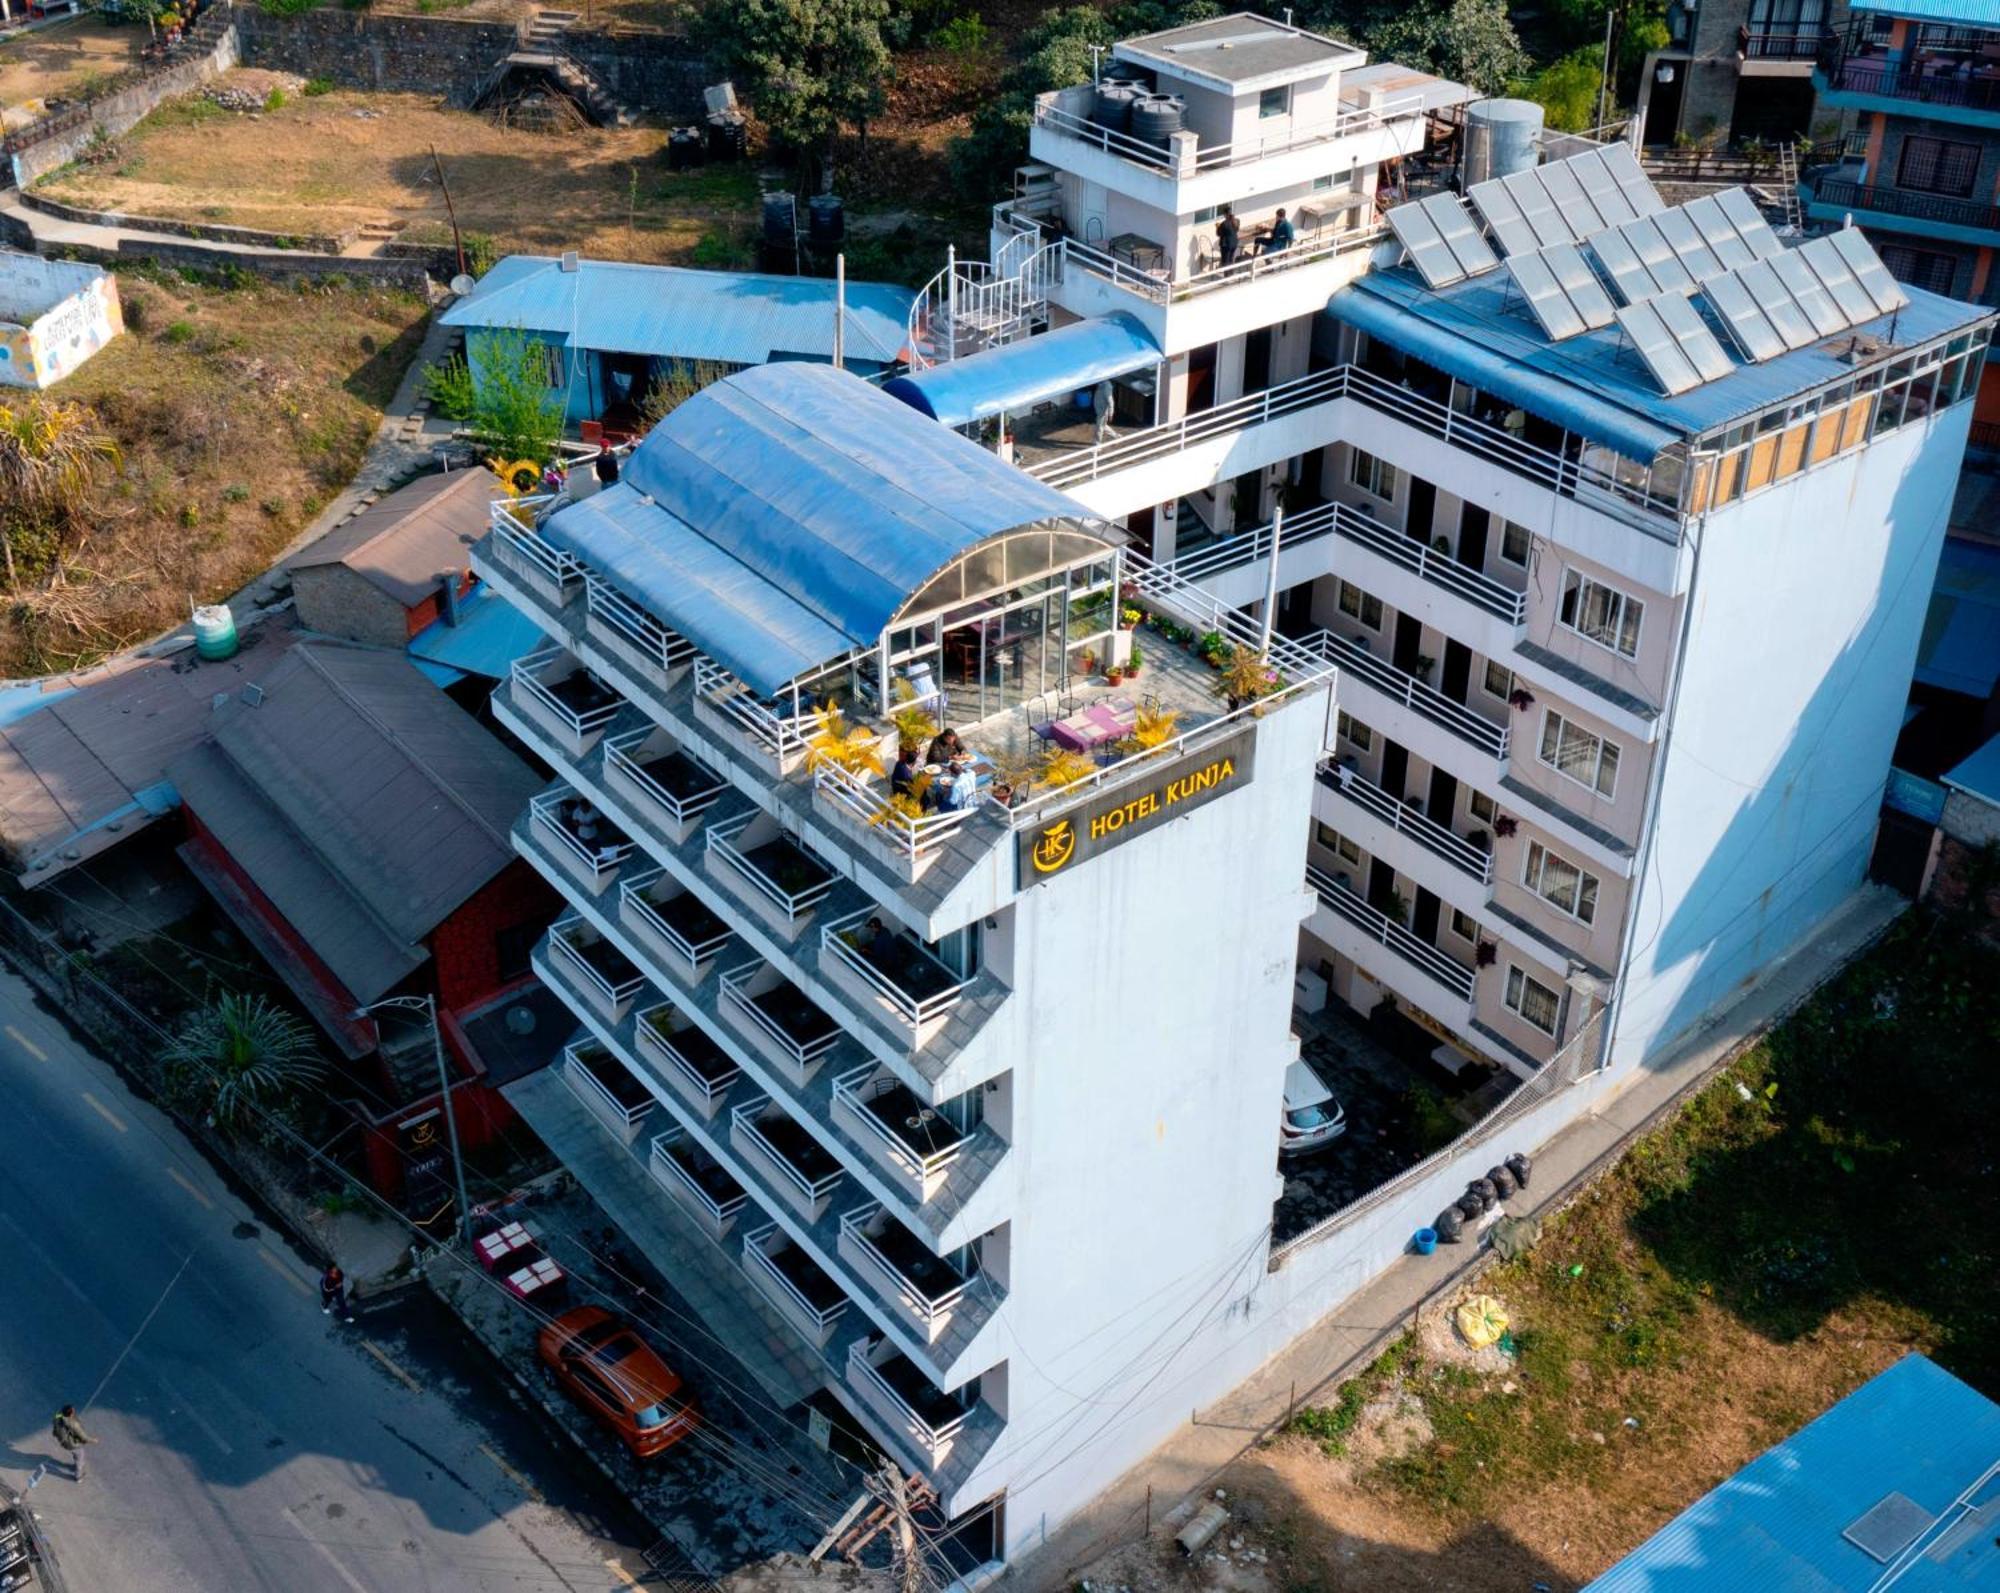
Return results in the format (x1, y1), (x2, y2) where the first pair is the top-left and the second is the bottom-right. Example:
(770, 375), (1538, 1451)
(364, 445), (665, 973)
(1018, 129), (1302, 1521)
(1637, 0), (1849, 148)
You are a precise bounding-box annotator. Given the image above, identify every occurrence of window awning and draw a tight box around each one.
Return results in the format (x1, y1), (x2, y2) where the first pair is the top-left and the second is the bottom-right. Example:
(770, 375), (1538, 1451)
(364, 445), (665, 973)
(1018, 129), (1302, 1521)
(883, 313), (1163, 430)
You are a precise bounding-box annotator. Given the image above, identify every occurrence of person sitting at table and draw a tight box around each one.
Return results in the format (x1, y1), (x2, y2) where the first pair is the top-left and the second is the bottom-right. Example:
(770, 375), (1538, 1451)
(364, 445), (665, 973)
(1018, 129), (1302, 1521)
(939, 758), (977, 812)
(1259, 208), (1295, 256)
(891, 745), (919, 797)
(926, 728), (963, 767)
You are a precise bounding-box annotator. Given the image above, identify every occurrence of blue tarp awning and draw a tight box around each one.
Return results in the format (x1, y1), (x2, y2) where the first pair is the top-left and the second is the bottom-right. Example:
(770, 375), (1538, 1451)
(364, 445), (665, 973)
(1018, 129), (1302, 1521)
(541, 363), (1100, 698)
(883, 313), (1163, 428)
(407, 582), (546, 683)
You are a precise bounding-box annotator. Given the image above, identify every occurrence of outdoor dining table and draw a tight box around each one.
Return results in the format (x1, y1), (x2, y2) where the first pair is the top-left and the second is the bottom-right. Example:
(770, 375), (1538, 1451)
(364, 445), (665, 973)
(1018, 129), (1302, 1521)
(1046, 696), (1139, 752)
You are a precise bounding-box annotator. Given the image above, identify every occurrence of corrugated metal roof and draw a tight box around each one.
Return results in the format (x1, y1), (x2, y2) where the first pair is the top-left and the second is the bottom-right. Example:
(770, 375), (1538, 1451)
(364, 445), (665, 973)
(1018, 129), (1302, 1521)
(1339, 62), (1479, 113)
(1916, 538), (2000, 698)
(407, 581), (545, 681)
(883, 313), (1161, 428)
(543, 363), (1100, 697)
(1331, 256), (1993, 456)
(165, 643), (542, 1003)
(1848, 0), (1997, 21)
(289, 469), (495, 608)
(438, 256), (916, 369)
(1586, 1356), (2000, 1591)
(1944, 733), (2000, 807)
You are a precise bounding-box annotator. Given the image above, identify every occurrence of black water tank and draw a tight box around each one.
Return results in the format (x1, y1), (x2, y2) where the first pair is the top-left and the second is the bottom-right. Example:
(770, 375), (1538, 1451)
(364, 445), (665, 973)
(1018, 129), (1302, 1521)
(1129, 93), (1185, 149)
(763, 192), (796, 244)
(1433, 1206), (1465, 1244)
(667, 126), (704, 170)
(1091, 82), (1139, 131)
(705, 113), (747, 161)
(807, 193), (845, 244)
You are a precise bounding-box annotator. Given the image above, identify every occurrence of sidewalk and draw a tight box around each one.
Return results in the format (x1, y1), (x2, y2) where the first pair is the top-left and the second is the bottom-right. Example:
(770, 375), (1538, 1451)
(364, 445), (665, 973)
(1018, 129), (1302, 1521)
(1012, 883), (1908, 1589)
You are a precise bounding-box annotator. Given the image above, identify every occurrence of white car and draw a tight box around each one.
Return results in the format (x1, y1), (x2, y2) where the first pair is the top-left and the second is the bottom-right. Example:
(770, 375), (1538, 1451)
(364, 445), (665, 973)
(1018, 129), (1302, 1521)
(1280, 1060), (1347, 1155)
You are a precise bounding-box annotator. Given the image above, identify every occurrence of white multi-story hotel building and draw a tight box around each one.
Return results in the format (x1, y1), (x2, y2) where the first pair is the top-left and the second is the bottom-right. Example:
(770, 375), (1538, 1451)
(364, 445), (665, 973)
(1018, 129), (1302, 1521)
(472, 10), (1995, 1571)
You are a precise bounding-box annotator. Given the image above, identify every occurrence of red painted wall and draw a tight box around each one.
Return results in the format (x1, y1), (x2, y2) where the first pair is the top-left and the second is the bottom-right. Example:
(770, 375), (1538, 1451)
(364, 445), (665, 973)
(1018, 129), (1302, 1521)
(427, 860), (560, 1014)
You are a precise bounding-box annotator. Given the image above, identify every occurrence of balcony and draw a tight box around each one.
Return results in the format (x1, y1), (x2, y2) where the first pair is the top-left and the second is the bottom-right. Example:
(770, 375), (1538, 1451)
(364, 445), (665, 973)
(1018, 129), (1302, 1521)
(809, 760), (984, 882)
(547, 919), (648, 1025)
(1312, 632), (1510, 763)
(633, 1002), (742, 1122)
(530, 788), (634, 896)
(837, 1204), (975, 1346)
(583, 572), (697, 694)
(706, 812), (839, 937)
(830, 1065), (971, 1204)
(731, 1097), (845, 1224)
(619, 869), (734, 984)
(846, 1336), (976, 1472)
(511, 648), (623, 761)
(485, 497), (583, 608)
(1808, 175), (2000, 242)
(1818, 43), (2000, 119)
(1320, 765), (1496, 886)
(1307, 864), (1477, 1004)
(1741, 29), (1825, 61)
(693, 654), (864, 777)
(648, 1127), (750, 1241)
(562, 1040), (655, 1144)
(603, 727), (727, 846)
(742, 1222), (850, 1350)
(719, 961), (844, 1086)
(819, 911), (968, 1048)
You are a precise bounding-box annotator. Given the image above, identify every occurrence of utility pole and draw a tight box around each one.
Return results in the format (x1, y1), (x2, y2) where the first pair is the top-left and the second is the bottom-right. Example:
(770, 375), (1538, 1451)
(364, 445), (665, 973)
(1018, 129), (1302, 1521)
(881, 1462), (925, 1593)
(834, 252), (846, 374)
(430, 144), (467, 281)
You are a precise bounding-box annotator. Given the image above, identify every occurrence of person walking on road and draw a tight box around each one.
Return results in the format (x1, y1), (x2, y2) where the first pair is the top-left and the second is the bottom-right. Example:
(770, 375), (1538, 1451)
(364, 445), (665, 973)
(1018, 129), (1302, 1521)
(319, 1263), (356, 1323)
(52, 1405), (94, 1480)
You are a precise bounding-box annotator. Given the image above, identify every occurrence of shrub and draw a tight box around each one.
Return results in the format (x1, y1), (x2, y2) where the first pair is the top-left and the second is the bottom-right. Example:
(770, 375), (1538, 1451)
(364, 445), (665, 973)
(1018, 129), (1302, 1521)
(263, 87), (287, 111)
(422, 353), (477, 421)
(222, 483), (250, 503)
(302, 76), (335, 96)
(935, 13), (987, 54)
(162, 319), (196, 344)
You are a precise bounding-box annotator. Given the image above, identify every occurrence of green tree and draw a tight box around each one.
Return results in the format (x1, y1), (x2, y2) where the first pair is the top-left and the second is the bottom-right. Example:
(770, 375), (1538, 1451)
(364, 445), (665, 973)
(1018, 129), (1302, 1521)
(466, 327), (564, 466)
(1367, 0), (1528, 98)
(162, 993), (325, 1131)
(1519, 45), (1605, 132)
(706, 0), (892, 188)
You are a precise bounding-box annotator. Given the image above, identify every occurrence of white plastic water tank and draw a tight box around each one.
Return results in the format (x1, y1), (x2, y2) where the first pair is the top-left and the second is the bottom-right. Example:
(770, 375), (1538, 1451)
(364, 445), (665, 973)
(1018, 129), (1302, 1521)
(192, 603), (238, 661)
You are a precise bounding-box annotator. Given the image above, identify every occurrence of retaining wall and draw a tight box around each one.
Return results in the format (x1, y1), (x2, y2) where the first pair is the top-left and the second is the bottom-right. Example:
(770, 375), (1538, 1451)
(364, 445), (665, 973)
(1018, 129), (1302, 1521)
(17, 190), (354, 254)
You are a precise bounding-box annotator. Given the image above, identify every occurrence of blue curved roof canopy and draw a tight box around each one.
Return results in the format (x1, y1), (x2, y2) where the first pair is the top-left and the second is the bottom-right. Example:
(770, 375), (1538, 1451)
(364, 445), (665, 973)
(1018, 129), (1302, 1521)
(541, 363), (1100, 698)
(884, 313), (1162, 429)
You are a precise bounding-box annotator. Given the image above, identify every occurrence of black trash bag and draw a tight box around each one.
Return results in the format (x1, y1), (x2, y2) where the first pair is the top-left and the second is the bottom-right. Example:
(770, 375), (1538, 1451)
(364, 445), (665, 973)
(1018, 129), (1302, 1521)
(1507, 1152), (1533, 1190)
(1457, 1192), (1485, 1222)
(1487, 1164), (1517, 1199)
(1434, 1205), (1466, 1243)
(1467, 1176), (1498, 1211)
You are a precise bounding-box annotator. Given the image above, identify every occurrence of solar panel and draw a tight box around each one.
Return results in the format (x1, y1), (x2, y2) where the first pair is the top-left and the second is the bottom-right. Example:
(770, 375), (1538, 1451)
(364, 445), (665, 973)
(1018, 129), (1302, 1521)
(1573, 150), (1639, 229)
(1544, 241), (1617, 330)
(1601, 141), (1664, 214)
(1505, 169), (1572, 248)
(1736, 259), (1817, 350)
(1652, 289), (1736, 382)
(1467, 179), (1540, 256)
(1537, 160), (1602, 234)
(1654, 208), (1725, 281)
(1421, 193), (1500, 277)
(1685, 195), (1758, 271)
(1715, 187), (1782, 259)
(1616, 297), (1702, 395)
(1509, 250), (1587, 340)
(1769, 248), (1847, 336)
(1589, 228), (1655, 304)
(1704, 270), (1785, 361)
(1798, 233), (1879, 323)
(1386, 200), (1466, 288)
(1828, 225), (1909, 314)
(1621, 217), (1696, 297)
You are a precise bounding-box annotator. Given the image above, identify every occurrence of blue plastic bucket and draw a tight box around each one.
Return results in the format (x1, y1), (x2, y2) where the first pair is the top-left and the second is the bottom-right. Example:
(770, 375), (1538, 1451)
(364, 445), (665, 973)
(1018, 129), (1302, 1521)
(1413, 1227), (1439, 1256)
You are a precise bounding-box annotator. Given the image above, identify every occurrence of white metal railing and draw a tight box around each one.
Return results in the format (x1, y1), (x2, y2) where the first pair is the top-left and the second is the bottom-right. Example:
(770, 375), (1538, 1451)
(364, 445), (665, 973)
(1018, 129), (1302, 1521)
(563, 1043), (653, 1131)
(832, 1062), (969, 1184)
(1323, 766), (1496, 885)
(621, 871), (733, 976)
(1308, 631), (1510, 761)
(719, 961), (843, 1072)
(821, 909), (969, 1032)
(732, 1098), (845, 1208)
(487, 498), (583, 595)
(1306, 865), (1477, 1002)
(586, 575), (697, 679)
(811, 760), (978, 870)
(694, 657), (829, 763)
(706, 815), (839, 921)
(512, 648), (623, 742)
(840, 1203), (971, 1328)
(649, 1129), (748, 1230)
(530, 789), (634, 883)
(743, 1223), (847, 1335)
(548, 919), (647, 1009)
(1032, 88), (1427, 176)
(634, 1002), (740, 1113)
(847, 1337), (971, 1455)
(604, 731), (727, 831)
(1325, 502), (1528, 627)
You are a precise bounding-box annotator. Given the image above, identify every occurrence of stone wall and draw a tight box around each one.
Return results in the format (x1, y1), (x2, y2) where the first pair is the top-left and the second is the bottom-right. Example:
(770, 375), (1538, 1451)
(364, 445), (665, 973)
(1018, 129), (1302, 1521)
(561, 29), (710, 118)
(18, 191), (353, 254)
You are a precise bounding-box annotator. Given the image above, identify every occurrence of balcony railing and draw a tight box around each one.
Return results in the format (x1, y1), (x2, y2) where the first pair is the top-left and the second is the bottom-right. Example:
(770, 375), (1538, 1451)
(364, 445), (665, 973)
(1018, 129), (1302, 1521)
(821, 910), (969, 1038)
(1321, 765), (1496, 885)
(648, 1128), (749, 1241)
(603, 728), (728, 839)
(693, 656), (857, 770)
(831, 1064), (969, 1199)
(1819, 51), (2000, 113)
(487, 498), (583, 602)
(846, 1337), (972, 1467)
(1307, 865), (1477, 1002)
(730, 1097), (845, 1222)
(562, 1041), (655, 1142)
(742, 1223), (849, 1346)
(810, 760), (979, 875)
(706, 814), (839, 926)
(548, 919), (648, 1018)
(634, 1002), (741, 1120)
(838, 1203), (973, 1339)
(530, 789), (634, 890)
(719, 961), (843, 1082)
(620, 870), (734, 982)
(512, 648), (623, 757)
(1741, 29), (1825, 59)
(1810, 175), (2000, 235)
(1031, 87), (1427, 177)
(585, 573), (697, 685)
(1309, 632), (1511, 762)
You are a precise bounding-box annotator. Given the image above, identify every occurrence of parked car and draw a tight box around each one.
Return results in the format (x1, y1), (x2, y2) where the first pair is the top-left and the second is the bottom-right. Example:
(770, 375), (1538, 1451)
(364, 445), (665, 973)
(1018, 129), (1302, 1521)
(536, 1306), (698, 1458)
(1280, 1060), (1347, 1155)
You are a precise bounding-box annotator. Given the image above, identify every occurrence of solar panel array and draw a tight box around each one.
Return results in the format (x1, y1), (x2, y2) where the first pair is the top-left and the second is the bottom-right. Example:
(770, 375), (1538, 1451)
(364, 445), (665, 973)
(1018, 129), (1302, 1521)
(1384, 192), (1501, 290)
(1508, 241), (1618, 340)
(1615, 291), (1735, 395)
(1467, 142), (1663, 256)
(1703, 227), (1909, 363)
(1589, 190), (1782, 304)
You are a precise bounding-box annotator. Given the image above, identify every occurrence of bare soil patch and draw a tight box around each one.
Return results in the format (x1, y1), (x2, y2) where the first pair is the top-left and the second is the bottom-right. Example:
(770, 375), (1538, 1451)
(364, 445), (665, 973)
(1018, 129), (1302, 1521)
(0, 16), (147, 127)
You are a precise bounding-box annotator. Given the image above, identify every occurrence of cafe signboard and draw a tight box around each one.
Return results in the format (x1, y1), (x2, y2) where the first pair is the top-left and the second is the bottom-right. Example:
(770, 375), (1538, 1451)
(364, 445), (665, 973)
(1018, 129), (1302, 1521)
(1017, 729), (1256, 886)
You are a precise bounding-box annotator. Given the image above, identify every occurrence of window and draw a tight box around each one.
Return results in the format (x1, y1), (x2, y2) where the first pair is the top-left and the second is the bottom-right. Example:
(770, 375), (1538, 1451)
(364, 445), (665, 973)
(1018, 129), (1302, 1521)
(1880, 244), (1958, 297)
(1559, 570), (1643, 658)
(1348, 449), (1397, 501)
(1337, 710), (1373, 753)
(1337, 580), (1383, 630)
(523, 338), (563, 387)
(1505, 965), (1561, 1034)
(1538, 710), (1621, 798)
(1897, 136), (1980, 199)
(1482, 660), (1514, 700)
(1193, 204), (1220, 224)
(1259, 86), (1291, 119)
(1523, 840), (1600, 924)
(1501, 521), (1531, 565)
(1469, 789), (1497, 824)
(1449, 908), (1478, 942)
(1315, 823), (1362, 864)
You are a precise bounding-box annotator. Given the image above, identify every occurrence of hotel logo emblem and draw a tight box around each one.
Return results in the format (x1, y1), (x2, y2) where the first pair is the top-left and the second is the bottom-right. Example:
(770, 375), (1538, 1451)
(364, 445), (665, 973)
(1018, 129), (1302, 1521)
(1029, 819), (1077, 875)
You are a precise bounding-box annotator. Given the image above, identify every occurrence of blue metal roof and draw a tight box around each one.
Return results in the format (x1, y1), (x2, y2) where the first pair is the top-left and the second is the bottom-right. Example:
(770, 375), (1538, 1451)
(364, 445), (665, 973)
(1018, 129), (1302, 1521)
(1587, 1356), (2000, 1592)
(1916, 537), (2000, 699)
(439, 256), (916, 369)
(883, 313), (1162, 428)
(407, 581), (545, 683)
(1329, 264), (1992, 459)
(1848, 0), (1996, 20)
(1944, 733), (2000, 808)
(541, 362), (1098, 697)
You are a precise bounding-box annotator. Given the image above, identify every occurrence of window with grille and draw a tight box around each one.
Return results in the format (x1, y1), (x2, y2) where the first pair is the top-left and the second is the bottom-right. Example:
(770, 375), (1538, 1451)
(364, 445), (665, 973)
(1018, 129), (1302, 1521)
(1337, 710), (1373, 753)
(1500, 521), (1531, 565)
(1880, 244), (1959, 297)
(1897, 137), (1980, 198)
(1348, 448), (1398, 501)
(1483, 660), (1514, 700)
(1506, 965), (1561, 1034)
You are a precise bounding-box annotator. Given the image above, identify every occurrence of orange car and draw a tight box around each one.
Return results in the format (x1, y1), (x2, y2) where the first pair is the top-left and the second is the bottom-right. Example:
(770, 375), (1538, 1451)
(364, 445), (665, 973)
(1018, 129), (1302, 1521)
(535, 1306), (699, 1459)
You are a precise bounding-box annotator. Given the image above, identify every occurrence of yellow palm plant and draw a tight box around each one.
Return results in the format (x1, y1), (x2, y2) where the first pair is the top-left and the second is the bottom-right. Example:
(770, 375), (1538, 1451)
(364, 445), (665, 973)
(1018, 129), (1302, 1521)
(1040, 747), (1098, 789)
(803, 705), (883, 780)
(1131, 703), (1179, 751)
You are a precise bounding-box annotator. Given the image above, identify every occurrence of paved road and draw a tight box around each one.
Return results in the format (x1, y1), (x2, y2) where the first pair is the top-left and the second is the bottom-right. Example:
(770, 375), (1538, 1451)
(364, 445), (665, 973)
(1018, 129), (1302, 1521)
(0, 965), (659, 1593)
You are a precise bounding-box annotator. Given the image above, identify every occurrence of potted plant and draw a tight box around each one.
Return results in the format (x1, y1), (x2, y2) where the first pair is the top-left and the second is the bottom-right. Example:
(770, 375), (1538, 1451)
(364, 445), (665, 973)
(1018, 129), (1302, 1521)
(1196, 630), (1228, 667)
(1106, 665), (1126, 685)
(1466, 828), (1491, 853)
(1475, 941), (1497, 968)
(1413, 653), (1437, 681)
(1508, 685), (1536, 712)
(1432, 534), (1451, 555)
(1119, 604), (1142, 631)
(1493, 814), (1519, 839)
(1386, 889), (1411, 925)
(1126, 641), (1144, 678)
(1079, 648), (1099, 677)
(1216, 647), (1282, 715)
